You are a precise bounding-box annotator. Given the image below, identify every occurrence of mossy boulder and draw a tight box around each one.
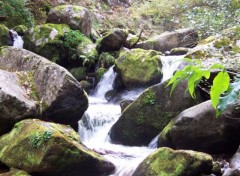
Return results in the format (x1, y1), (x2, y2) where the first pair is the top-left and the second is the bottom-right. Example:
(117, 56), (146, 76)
(110, 80), (202, 146)
(0, 47), (88, 133)
(12, 25), (28, 36)
(97, 28), (128, 53)
(0, 168), (31, 176)
(24, 23), (70, 62)
(0, 24), (10, 47)
(169, 47), (189, 55)
(47, 5), (91, 37)
(114, 48), (162, 88)
(69, 67), (87, 81)
(186, 26), (240, 72)
(134, 28), (198, 52)
(132, 147), (213, 176)
(159, 100), (240, 154)
(0, 119), (115, 176)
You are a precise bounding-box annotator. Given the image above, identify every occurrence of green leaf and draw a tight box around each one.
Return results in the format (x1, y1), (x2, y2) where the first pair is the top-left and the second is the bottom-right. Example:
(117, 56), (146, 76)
(210, 71), (230, 109)
(217, 77), (240, 116)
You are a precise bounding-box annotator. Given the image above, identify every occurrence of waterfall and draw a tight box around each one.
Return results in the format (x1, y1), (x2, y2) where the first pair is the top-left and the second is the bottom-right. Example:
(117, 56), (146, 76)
(160, 55), (183, 82)
(78, 55), (184, 176)
(94, 66), (116, 100)
(9, 30), (24, 48)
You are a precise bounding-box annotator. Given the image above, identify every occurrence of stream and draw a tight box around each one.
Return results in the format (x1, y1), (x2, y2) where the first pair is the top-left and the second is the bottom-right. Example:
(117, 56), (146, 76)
(78, 55), (183, 176)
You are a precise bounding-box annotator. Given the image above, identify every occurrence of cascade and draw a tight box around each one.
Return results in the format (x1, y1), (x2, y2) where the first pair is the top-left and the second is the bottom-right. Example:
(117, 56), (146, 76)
(78, 56), (183, 175)
(9, 30), (24, 48)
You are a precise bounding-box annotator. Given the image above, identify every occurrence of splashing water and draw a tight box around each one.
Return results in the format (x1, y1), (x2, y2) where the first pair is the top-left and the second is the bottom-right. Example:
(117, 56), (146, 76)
(9, 30), (24, 48)
(78, 55), (183, 175)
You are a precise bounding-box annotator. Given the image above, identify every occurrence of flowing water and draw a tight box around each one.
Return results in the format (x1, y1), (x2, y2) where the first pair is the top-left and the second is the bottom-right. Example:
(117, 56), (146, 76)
(78, 55), (183, 175)
(9, 30), (24, 48)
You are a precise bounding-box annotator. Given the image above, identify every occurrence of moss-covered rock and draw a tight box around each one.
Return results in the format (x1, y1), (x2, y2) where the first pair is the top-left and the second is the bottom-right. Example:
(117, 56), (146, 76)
(169, 47), (189, 55)
(47, 5), (91, 37)
(186, 26), (240, 72)
(0, 119), (115, 176)
(0, 168), (31, 176)
(24, 23), (70, 62)
(132, 147), (213, 176)
(12, 25), (28, 36)
(0, 24), (10, 47)
(97, 28), (128, 53)
(110, 80), (202, 146)
(69, 67), (87, 81)
(114, 48), (162, 88)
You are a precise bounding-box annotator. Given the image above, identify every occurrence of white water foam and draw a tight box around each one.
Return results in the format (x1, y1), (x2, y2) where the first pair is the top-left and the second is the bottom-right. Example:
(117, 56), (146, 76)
(78, 55), (184, 175)
(9, 30), (24, 48)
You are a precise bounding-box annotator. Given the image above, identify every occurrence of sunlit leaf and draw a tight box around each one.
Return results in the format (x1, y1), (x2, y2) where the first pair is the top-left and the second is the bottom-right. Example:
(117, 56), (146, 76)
(210, 71), (230, 109)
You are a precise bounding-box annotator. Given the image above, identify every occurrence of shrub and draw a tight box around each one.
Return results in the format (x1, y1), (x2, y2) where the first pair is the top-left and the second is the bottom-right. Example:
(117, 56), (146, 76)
(0, 0), (34, 28)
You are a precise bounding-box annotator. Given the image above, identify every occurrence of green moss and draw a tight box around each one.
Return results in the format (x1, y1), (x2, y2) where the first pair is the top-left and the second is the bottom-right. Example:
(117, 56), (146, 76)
(144, 90), (156, 105)
(96, 68), (107, 80)
(13, 25), (28, 35)
(115, 48), (162, 87)
(137, 147), (212, 176)
(70, 67), (87, 81)
(160, 120), (174, 141)
(0, 24), (9, 47)
(213, 37), (231, 49)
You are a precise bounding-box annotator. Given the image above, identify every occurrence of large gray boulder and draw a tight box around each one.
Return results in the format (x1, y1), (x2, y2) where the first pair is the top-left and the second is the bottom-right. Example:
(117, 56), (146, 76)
(132, 147), (213, 176)
(0, 70), (37, 135)
(47, 5), (91, 37)
(0, 46), (88, 134)
(134, 28), (198, 52)
(159, 100), (240, 154)
(0, 119), (115, 176)
(110, 80), (202, 146)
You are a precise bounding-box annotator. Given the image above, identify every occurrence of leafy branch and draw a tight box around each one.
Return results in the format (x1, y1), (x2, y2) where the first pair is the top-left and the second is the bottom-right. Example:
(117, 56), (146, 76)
(167, 58), (240, 116)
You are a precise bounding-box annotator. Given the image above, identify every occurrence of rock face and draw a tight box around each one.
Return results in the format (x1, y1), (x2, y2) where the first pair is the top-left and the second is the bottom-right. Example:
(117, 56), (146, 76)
(114, 49), (162, 88)
(0, 47), (88, 134)
(47, 5), (91, 37)
(97, 28), (128, 53)
(135, 28), (198, 52)
(0, 119), (115, 176)
(0, 70), (37, 135)
(132, 147), (213, 176)
(223, 146), (240, 176)
(110, 80), (201, 146)
(24, 23), (70, 62)
(159, 100), (240, 154)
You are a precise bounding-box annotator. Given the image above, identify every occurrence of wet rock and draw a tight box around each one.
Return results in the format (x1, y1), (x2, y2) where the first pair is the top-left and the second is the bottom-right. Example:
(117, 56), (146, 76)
(97, 28), (128, 53)
(159, 100), (240, 154)
(0, 47), (88, 134)
(120, 100), (133, 112)
(69, 67), (87, 81)
(47, 5), (92, 37)
(223, 145), (240, 176)
(169, 47), (189, 55)
(134, 28), (198, 52)
(24, 23), (70, 62)
(114, 48), (162, 88)
(110, 80), (202, 146)
(0, 119), (115, 176)
(132, 147), (213, 176)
